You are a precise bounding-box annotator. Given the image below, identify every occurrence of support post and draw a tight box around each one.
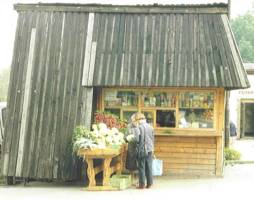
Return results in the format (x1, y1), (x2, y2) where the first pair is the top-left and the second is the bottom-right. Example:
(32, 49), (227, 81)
(225, 91), (230, 148)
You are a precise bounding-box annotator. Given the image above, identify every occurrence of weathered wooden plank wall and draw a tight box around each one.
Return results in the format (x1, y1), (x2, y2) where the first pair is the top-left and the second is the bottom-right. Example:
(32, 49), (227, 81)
(1, 11), (93, 180)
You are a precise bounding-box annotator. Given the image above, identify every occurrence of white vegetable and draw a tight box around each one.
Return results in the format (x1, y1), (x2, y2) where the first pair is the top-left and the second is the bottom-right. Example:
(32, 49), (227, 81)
(74, 123), (125, 151)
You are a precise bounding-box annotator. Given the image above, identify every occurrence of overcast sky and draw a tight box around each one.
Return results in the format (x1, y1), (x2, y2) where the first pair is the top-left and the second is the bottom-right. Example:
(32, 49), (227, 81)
(0, 0), (253, 70)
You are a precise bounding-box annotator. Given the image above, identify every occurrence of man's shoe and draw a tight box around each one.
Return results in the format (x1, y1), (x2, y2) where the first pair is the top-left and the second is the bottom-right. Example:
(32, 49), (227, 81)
(136, 184), (145, 189)
(146, 184), (152, 189)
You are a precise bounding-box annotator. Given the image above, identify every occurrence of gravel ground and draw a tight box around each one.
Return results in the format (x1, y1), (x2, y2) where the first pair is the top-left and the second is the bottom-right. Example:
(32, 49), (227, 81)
(231, 138), (254, 161)
(1, 139), (254, 200)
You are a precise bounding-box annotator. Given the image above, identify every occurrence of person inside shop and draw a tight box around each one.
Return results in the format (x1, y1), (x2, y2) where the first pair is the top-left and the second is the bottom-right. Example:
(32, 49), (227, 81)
(179, 111), (189, 128)
(132, 112), (155, 189)
(125, 114), (139, 185)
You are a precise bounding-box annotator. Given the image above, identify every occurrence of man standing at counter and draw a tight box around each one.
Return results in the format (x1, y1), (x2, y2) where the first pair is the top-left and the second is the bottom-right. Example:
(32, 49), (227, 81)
(133, 113), (155, 189)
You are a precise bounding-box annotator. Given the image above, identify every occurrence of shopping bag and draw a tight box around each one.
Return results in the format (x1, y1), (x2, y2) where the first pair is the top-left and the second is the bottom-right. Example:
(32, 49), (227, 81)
(152, 159), (163, 176)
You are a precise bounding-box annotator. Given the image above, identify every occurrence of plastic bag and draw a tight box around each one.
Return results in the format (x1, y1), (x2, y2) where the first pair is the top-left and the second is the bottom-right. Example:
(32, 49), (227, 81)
(152, 159), (163, 176)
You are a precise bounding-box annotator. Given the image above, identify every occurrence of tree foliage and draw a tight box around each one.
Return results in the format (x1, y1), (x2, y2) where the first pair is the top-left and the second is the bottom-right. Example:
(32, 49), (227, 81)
(0, 68), (10, 102)
(231, 12), (254, 63)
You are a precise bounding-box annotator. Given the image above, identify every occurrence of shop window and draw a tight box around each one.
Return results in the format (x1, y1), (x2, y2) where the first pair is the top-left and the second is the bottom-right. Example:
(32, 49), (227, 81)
(142, 111), (155, 126)
(102, 89), (215, 130)
(178, 92), (214, 128)
(123, 110), (138, 123)
(141, 91), (176, 108)
(104, 108), (120, 119)
(156, 110), (176, 128)
(104, 90), (138, 107)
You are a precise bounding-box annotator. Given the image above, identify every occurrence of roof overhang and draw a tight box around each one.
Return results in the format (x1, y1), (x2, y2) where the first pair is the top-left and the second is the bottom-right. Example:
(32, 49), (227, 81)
(12, 3), (250, 90)
(14, 3), (229, 14)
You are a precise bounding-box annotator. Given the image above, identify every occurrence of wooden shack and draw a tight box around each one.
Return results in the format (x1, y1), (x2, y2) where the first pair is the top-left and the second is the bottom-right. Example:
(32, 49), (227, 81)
(1, 3), (249, 182)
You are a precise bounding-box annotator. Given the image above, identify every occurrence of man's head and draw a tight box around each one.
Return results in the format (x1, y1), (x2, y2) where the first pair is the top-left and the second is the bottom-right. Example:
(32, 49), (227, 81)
(135, 112), (146, 124)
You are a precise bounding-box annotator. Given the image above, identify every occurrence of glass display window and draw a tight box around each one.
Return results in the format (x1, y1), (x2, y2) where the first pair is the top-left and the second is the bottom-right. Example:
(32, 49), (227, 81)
(142, 110), (155, 126)
(179, 92), (214, 108)
(104, 90), (138, 107)
(122, 110), (138, 123)
(178, 109), (213, 128)
(178, 92), (214, 129)
(156, 110), (176, 128)
(104, 108), (121, 119)
(102, 89), (216, 131)
(141, 91), (177, 108)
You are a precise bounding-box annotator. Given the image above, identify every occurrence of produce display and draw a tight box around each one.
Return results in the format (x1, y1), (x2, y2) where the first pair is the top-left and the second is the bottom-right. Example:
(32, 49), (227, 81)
(94, 112), (127, 131)
(72, 123), (125, 152)
(202, 109), (213, 121)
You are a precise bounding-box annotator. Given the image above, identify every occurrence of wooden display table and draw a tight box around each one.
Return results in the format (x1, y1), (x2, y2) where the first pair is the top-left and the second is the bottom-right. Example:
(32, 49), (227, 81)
(78, 144), (127, 191)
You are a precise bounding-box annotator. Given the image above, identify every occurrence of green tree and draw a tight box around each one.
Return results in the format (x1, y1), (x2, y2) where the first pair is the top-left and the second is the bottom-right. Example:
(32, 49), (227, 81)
(231, 12), (254, 63)
(0, 68), (10, 102)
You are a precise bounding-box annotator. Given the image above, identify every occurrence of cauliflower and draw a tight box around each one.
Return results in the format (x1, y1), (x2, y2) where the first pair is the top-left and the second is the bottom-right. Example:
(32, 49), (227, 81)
(92, 124), (98, 131)
(111, 127), (119, 134)
(98, 123), (107, 131)
(73, 123), (125, 152)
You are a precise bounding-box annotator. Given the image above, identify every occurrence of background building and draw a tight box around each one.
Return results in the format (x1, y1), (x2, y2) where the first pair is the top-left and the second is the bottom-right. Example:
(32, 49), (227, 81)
(230, 63), (254, 138)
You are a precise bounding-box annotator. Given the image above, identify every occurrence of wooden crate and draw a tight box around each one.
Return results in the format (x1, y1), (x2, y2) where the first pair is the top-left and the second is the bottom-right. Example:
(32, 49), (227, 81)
(110, 174), (131, 190)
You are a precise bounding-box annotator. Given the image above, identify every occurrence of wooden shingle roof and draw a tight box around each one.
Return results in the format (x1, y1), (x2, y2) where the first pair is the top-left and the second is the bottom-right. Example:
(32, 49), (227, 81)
(15, 3), (250, 89)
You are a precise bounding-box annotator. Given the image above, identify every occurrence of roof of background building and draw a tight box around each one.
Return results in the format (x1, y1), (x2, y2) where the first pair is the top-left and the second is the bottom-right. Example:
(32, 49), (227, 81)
(244, 63), (254, 74)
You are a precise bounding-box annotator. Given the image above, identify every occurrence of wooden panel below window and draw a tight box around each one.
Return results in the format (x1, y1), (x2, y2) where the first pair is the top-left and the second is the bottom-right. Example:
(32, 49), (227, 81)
(154, 136), (217, 177)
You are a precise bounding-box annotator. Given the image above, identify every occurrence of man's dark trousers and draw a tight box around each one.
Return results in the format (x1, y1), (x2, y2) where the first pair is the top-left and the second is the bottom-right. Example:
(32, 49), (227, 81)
(138, 152), (153, 186)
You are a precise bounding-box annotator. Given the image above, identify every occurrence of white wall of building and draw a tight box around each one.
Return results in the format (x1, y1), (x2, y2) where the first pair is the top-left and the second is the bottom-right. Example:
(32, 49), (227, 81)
(229, 74), (254, 135)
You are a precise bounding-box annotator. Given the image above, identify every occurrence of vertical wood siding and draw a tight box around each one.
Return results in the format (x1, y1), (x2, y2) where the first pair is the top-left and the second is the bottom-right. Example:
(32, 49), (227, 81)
(1, 11), (93, 180)
(16, 28), (36, 177)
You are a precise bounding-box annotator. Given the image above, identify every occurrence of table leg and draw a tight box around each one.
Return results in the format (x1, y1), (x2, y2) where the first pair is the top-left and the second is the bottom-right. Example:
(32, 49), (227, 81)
(102, 157), (112, 186)
(86, 158), (96, 187)
(121, 145), (127, 171)
(116, 153), (123, 175)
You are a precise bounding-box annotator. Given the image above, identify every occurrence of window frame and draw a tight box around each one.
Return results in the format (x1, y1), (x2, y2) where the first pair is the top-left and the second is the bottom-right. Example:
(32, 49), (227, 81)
(102, 88), (217, 132)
